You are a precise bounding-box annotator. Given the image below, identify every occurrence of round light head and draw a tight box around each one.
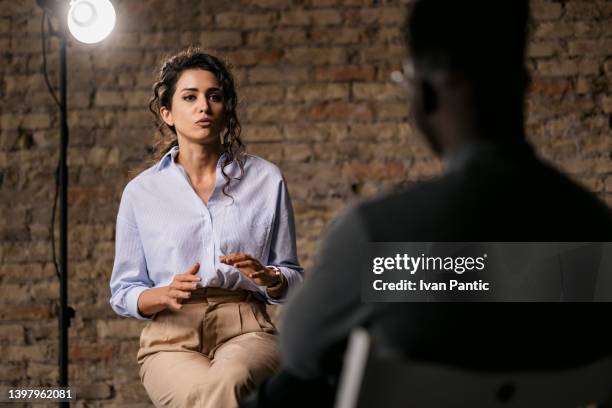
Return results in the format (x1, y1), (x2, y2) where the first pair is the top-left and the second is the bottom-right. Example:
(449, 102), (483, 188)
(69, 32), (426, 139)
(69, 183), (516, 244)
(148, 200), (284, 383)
(67, 0), (116, 44)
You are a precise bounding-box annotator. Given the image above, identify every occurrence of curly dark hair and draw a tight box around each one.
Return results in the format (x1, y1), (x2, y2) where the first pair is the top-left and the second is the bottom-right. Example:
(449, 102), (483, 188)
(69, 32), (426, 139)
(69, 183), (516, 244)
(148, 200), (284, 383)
(147, 47), (245, 198)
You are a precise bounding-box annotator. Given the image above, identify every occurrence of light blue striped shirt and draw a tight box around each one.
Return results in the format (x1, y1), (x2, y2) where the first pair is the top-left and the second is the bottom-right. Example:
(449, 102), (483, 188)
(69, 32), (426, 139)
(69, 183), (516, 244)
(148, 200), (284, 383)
(109, 146), (303, 320)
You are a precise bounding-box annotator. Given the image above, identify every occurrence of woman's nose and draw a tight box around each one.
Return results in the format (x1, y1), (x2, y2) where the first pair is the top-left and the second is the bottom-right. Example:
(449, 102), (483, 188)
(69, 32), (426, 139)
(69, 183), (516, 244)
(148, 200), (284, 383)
(199, 97), (210, 112)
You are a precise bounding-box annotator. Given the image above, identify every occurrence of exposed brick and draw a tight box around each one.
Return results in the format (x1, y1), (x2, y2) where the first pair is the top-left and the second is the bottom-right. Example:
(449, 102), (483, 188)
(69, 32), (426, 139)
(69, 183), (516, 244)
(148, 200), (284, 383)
(530, 2), (563, 20)
(527, 42), (557, 58)
(280, 10), (310, 26)
(198, 31), (243, 48)
(342, 160), (407, 180)
(0, 113), (52, 130)
(534, 22), (574, 39)
(536, 59), (578, 77)
(529, 78), (570, 99)
(310, 27), (368, 45)
(240, 84), (285, 103)
(286, 84), (349, 102)
(358, 45), (405, 64)
(74, 383), (114, 400)
(309, 9), (343, 26)
(575, 77), (593, 94)
(70, 343), (117, 361)
(216, 12), (278, 29)
(308, 102), (374, 122)
(347, 123), (398, 141)
(565, 2), (601, 20)
(246, 29), (307, 46)
(245, 103), (302, 123)
(0, 17), (9, 34)
(241, 125), (284, 143)
(284, 47), (346, 65)
(314, 65), (376, 81)
(0, 324), (24, 341)
(95, 90), (125, 108)
(248, 66), (309, 83)
(352, 83), (405, 101)
(283, 143), (312, 162)
(0, 263), (56, 281)
(376, 102), (409, 120)
(346, 7), (405, 25)
(578, 59), (601, 76)
(0, 284), (31, 304)
(569, 40), (612, 56)
(225, 49), (283, 66)
(283, 123), (347, 142)
(97, 319), (144, 339)
(0, 364), (25, 381)
(26, 363), (58, 382)
(601, 95), (612, 113)
(606, 176), (612, 192)
(247, 142), (283, 162)
(1, 344), (49, 362)
(249, 0), (291, 10)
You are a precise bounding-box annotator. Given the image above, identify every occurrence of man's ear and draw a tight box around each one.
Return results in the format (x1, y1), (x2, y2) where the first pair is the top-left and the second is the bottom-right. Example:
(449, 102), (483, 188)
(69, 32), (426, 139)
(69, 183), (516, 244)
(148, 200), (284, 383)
(160, 106), (174, 127)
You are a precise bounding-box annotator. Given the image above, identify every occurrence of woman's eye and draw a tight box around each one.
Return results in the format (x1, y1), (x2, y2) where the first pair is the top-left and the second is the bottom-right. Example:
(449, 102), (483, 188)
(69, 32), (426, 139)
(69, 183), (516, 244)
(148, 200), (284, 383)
(183, 95), (196, 101)
(209, 94), (222, 102)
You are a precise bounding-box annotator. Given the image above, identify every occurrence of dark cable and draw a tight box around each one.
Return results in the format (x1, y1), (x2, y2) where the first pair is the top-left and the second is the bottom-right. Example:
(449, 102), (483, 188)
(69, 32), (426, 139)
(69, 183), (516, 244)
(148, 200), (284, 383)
(41, 10), (61, 280)
(41, 12), (61, 109)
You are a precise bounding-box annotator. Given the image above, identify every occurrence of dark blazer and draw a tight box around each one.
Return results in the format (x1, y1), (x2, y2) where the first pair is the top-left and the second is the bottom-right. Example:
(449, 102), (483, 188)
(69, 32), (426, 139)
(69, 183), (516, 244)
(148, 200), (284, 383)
(243, 139), (612, 407)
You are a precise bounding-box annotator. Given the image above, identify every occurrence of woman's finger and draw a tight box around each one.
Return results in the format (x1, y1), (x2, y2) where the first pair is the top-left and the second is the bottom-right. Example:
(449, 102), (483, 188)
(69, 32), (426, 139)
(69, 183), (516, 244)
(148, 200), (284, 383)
(175, 274), (201, 283)
(169, 289), (191, 299)
(168, 299), (183, 310)
(162, 294), (183, 310)
(222, 253), (252, 264)
(173, 282), (198, 291)
(234, 260), (259, 269)
(186, 263), (200, 274)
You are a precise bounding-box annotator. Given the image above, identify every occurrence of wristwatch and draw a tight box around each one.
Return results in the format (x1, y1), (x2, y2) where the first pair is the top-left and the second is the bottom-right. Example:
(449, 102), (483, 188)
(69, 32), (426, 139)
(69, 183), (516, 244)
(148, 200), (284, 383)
(266, 265), (283, 289)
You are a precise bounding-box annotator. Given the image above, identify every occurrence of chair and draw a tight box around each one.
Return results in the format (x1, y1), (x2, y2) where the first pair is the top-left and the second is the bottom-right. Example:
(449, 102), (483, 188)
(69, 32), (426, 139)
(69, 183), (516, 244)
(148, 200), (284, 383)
(335, 328), (612, 408)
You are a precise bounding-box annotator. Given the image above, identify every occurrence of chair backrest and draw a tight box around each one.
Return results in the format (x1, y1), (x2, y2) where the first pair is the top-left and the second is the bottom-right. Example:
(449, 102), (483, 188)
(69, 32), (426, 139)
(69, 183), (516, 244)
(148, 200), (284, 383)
(335, 328), (612, 408)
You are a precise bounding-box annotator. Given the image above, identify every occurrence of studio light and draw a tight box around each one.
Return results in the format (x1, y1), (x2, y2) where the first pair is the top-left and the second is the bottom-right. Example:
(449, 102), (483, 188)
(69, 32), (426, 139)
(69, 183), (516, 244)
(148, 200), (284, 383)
(67, 0), (116, 44)
(34, 1), (117, 405)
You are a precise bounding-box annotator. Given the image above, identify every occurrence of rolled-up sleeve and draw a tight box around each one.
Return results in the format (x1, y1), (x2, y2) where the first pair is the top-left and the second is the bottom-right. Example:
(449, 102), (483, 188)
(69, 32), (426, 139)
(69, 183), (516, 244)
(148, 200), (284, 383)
(265, 177), (304, 304)
(109, 188), (153, 320)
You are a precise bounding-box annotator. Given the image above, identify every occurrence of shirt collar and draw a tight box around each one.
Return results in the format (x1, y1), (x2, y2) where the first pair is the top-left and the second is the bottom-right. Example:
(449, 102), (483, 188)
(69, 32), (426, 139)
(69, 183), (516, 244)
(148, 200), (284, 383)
(156, 145), (229, 171)
(443, 138), (533, 174)
(156, 145), (180, 171)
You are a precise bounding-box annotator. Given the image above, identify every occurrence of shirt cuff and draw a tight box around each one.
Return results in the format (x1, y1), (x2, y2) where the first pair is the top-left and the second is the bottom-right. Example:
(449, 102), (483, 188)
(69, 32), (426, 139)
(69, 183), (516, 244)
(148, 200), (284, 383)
(265, 266), (301, 304)
(126, 286), (152, 320)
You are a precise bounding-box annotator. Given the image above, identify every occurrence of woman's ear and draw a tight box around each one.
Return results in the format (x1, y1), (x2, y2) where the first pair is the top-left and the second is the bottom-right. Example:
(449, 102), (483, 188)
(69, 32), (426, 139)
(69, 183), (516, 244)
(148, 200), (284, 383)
(160, 106), (174, 127)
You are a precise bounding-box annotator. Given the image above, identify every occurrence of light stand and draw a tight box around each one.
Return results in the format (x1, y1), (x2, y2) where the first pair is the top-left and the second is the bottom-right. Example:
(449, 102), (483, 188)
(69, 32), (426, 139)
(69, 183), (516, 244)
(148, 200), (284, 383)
(36, 3), (73, 407)
(35, 1), (115, 406)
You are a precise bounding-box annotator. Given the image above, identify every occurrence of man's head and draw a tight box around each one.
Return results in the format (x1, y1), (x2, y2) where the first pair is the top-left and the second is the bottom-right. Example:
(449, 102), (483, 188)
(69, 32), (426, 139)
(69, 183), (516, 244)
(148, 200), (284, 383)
(404, 0), (530, 154)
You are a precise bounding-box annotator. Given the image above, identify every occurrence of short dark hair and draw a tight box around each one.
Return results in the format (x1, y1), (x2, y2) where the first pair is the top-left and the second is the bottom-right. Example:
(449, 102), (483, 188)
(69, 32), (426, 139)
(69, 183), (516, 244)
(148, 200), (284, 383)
(405, 0), (529, 86)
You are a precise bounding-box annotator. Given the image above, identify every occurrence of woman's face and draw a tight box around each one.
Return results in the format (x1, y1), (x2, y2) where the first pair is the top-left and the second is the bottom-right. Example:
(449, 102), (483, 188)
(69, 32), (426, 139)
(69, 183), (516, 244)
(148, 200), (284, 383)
(160, 69), (226, 145)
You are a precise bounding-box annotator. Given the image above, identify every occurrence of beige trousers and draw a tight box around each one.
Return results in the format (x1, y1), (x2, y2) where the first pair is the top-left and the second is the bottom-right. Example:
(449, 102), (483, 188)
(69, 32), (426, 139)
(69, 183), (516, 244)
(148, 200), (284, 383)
(137, 288), (280, 408)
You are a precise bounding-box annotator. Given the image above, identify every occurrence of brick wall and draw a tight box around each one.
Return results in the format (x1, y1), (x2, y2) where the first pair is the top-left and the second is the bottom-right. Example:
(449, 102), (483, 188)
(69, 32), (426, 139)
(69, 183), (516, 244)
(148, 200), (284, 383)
(1, 0), (611, 406)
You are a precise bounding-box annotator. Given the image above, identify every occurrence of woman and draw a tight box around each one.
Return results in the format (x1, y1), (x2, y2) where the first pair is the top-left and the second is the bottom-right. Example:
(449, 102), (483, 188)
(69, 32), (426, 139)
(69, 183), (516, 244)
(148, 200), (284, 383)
(109, 48), (303, 408)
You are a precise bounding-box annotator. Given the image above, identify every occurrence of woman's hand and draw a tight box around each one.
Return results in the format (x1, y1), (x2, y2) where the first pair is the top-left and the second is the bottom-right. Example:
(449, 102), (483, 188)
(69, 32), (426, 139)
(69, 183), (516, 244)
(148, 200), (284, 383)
(161, 263), (201, 310)
(136, 263), (201, 317)
(220, 253), (280, 287)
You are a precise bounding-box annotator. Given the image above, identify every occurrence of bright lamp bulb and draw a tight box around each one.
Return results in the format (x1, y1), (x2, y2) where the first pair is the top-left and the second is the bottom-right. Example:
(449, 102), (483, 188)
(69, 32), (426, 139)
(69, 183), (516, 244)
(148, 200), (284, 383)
(67, 0), (116, 44)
